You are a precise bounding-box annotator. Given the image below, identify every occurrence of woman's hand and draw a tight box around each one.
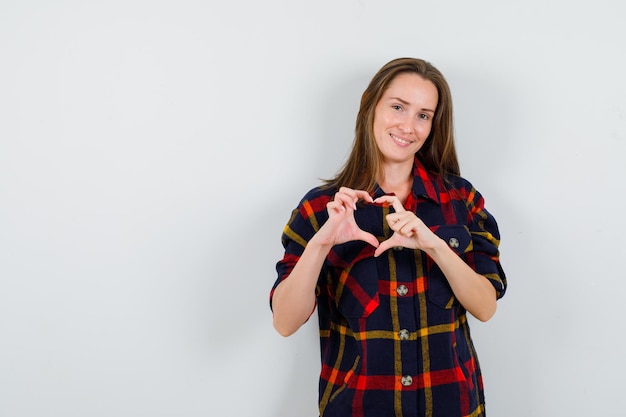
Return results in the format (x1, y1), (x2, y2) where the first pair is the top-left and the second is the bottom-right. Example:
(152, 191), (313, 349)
(273, 188), (379, 336)
(373, 195), (442, 257)
(311, 187), (380, 249)
(372, 194), (497, 320)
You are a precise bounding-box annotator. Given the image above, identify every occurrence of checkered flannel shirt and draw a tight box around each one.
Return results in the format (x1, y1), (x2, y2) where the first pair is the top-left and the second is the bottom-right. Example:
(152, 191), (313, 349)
(271, 158), (506, 417)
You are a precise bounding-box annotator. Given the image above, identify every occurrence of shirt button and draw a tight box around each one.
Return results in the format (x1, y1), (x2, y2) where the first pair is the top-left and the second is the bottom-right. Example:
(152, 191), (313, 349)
(393, 246), (403, 251)
(448, 237), (460, 248)
(396, 285), (409, 297)
(399, 329), (409, 340)
(401, 375), (413, 386)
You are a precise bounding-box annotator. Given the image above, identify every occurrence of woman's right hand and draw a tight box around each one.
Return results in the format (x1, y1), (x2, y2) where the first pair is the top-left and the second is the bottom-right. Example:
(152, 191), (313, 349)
(311, 187), (380, 249)
(272, 187), (379, 336)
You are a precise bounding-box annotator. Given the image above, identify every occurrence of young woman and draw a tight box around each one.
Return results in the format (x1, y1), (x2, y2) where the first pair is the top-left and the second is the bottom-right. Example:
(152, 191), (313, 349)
(270, 57), (507, 417)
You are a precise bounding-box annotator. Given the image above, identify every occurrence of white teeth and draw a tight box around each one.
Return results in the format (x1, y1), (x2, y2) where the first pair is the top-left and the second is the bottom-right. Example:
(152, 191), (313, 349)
(391, 134), (411, 144)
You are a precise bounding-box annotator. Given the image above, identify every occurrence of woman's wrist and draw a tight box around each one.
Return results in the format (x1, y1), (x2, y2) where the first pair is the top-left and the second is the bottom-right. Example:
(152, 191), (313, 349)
(307, 232), (335, 253)
(422, 236), (449, 260)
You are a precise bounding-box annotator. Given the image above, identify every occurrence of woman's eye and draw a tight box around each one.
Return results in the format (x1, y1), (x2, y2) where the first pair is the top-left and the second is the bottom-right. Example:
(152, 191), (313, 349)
(392, 104), (403, 111)
(418, 113), (429, 120)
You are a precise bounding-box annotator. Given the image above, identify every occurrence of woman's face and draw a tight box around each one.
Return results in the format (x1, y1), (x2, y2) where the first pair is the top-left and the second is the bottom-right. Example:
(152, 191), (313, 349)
(373, 72), (439, 166)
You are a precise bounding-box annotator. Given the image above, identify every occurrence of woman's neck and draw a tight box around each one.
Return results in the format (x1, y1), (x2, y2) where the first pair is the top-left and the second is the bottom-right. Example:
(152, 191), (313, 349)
(379, 161), (414, 204)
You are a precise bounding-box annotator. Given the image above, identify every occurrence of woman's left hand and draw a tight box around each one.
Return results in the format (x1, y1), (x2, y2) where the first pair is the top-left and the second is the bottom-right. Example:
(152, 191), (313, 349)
(373, 195), (443, 257)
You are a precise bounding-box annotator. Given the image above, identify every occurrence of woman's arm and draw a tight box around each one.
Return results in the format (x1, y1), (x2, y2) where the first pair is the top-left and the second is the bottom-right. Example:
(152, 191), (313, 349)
(272, 188), (379, 336)
(422, 240), (497, 321)
(373, 195), (498, 321)
(272, 237), (333, 336)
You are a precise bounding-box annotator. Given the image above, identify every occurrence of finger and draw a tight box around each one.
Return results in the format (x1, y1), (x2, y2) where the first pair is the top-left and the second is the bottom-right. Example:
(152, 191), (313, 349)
(356, 231), (379, 248)
(326, 201), (346, 215)
(382, 215), (414, 240)
(373, 195), (405, 212)
(334, 193), (358, 210)
(337, 187), (360, 201)
(386, 213), (409, 230)
(353, 189), (374, 203)
(338, 187), (373, 206)
(375, 233), (406, 256)
(385, 212), (400, 224)
(398, 224), (416, 237)
(373, 242), (387, 257)
(388, 210), (418, 226)
(374, 238), (395, 257)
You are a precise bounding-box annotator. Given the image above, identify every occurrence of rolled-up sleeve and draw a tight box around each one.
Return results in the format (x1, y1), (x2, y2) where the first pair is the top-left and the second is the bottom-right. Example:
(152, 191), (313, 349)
(270, 190), (331, 310)
(464, 187), (507, 299)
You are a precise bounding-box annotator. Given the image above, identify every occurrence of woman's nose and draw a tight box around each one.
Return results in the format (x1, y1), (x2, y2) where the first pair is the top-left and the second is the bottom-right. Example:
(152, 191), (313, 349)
(398, 116), (414, 133)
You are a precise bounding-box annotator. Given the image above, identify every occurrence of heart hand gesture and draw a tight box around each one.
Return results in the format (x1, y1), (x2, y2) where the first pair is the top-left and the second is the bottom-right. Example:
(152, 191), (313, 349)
(313, 187), (380, 249)
(373, 195), (442, 257)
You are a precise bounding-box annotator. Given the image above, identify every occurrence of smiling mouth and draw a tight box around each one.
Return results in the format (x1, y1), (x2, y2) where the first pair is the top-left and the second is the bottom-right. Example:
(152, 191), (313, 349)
(390, 134), (413, 146)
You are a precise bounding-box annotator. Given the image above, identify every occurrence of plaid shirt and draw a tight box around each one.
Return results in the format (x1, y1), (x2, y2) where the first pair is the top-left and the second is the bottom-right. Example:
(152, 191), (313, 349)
(272, 158), (506, 417)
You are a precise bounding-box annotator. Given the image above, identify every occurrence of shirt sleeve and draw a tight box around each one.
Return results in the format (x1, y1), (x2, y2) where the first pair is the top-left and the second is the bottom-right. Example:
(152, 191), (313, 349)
(269, 190), (331, 311)
(463, 186), (507, 299)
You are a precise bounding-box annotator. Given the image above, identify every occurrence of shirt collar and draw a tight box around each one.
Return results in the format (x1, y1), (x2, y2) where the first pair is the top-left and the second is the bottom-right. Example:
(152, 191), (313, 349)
(371, 157), (441, 205)
(411, 157), (440, 204)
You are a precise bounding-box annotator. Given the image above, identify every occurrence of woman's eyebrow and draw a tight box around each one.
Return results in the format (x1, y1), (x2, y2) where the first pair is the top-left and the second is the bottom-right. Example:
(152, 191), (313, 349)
(389, 96), (411, 105)
(388, 96), (435, 113)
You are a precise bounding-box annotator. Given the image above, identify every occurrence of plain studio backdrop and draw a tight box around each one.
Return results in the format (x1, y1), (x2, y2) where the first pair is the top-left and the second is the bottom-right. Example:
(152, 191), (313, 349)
(1, 1), (624, 416)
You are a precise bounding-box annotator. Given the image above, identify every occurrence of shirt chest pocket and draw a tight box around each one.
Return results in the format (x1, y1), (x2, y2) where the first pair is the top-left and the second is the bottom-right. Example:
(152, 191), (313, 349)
(427, 225), (472, 310)
(332, 256), (380, 319)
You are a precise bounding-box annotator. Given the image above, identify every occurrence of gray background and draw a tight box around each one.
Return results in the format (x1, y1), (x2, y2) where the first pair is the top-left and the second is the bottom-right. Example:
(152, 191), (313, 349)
(1, 0), (624, 416)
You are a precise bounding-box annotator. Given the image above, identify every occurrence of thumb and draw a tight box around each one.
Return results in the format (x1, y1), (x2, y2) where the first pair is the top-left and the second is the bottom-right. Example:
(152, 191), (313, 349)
(374, 238), (395, 257)
(357, 231), (380, 248)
